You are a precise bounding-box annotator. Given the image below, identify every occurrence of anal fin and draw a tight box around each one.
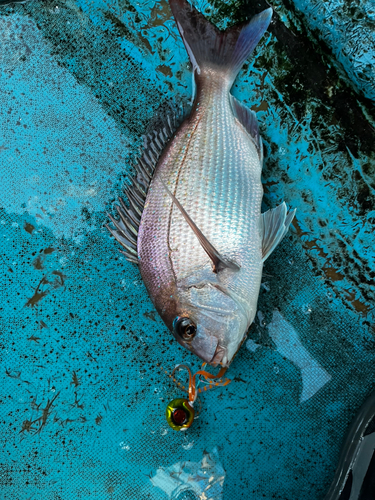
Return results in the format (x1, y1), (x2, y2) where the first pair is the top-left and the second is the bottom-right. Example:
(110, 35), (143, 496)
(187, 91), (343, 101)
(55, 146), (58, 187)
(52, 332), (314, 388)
(261, 203), (296, 262)
(230, 95), (263, 165)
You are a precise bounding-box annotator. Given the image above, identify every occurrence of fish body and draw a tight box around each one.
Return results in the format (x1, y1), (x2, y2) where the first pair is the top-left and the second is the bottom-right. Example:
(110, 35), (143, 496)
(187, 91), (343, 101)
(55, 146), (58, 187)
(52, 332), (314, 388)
(139, 81), (263, 366)
(108, 0), (295, 367)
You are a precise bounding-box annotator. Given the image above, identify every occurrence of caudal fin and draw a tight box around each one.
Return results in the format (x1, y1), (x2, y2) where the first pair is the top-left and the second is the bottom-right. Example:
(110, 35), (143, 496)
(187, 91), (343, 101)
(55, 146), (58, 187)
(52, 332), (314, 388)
(169, 0), (272, 86)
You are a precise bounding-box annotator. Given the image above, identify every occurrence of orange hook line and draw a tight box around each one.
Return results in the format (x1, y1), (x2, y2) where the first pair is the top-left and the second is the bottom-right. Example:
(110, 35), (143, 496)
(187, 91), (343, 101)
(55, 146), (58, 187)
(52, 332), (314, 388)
(191, 363), (230, 397)
(158, 364), (188, 393)
(158, 363), (231, 402)
(171, 364), (194, 399)
(176, 364), (231, 403)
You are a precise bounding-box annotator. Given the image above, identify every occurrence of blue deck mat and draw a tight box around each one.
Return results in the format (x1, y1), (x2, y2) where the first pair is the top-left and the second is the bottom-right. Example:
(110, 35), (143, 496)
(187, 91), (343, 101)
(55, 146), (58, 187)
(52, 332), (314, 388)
(0, 1), (374, 499)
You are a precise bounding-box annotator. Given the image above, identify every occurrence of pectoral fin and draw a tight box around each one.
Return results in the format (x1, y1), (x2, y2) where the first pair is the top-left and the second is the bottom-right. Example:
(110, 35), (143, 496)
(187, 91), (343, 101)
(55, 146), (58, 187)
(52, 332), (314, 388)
(160, 179), (240, 274)
(261, 203), (296, 261)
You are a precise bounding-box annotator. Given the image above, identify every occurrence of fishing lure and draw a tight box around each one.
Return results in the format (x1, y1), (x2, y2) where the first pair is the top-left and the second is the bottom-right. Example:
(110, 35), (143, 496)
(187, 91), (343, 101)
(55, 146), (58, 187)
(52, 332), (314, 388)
(162, 364), (231, 430)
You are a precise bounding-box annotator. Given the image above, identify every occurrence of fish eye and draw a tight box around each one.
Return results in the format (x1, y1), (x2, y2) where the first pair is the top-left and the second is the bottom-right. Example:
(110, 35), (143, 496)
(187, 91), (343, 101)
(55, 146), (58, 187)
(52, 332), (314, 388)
(173, 317), (197, 341)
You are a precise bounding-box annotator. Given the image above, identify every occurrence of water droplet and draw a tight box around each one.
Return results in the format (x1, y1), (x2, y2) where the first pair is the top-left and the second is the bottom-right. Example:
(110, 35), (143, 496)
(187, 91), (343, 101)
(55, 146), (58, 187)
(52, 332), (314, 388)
(302, 304), (312, 314)
(182, 441), (194, 451)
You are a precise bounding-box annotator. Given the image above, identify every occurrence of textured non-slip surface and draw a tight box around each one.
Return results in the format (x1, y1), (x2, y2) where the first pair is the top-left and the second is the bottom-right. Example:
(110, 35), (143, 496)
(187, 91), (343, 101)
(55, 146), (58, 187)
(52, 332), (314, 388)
(0, 1), (374, 499)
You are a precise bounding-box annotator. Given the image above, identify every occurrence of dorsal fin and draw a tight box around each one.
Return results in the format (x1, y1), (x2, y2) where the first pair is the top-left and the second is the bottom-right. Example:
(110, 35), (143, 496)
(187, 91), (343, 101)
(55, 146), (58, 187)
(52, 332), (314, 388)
(230, 95), (263, 165)
(261, 203), (296, 261)
(160, 178), (240, 274)
(106, 102), (188, 264)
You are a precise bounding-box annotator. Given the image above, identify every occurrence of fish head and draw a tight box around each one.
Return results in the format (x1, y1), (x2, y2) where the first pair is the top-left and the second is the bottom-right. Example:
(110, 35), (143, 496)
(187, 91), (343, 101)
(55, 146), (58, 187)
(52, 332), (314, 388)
(171, 281), (250, 367)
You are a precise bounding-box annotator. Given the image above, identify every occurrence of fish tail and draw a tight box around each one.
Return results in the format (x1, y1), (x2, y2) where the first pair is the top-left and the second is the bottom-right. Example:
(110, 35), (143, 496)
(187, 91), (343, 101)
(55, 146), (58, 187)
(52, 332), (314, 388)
(169, 0), (272, 87)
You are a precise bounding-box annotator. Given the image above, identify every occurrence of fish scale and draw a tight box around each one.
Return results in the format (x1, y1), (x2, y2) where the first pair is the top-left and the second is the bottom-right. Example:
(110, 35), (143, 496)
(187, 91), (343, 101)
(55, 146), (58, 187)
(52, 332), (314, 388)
(108, 0), (295, 366)
(168, 98), (261, 282)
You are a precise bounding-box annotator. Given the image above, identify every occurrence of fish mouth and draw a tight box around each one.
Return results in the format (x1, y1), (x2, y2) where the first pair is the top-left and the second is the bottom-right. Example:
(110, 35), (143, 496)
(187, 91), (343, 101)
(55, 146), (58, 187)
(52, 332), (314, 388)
(209, 344), (227, 367)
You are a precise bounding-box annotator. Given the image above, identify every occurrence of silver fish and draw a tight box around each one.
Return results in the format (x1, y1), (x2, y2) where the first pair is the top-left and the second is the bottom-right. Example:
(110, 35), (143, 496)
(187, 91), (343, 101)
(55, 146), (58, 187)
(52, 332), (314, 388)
(107, 0), (295, 367)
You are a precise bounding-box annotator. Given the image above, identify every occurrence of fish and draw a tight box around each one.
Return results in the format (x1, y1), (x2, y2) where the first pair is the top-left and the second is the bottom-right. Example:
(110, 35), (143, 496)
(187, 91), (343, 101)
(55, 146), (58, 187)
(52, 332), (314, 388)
(107, 0), (296, 368)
